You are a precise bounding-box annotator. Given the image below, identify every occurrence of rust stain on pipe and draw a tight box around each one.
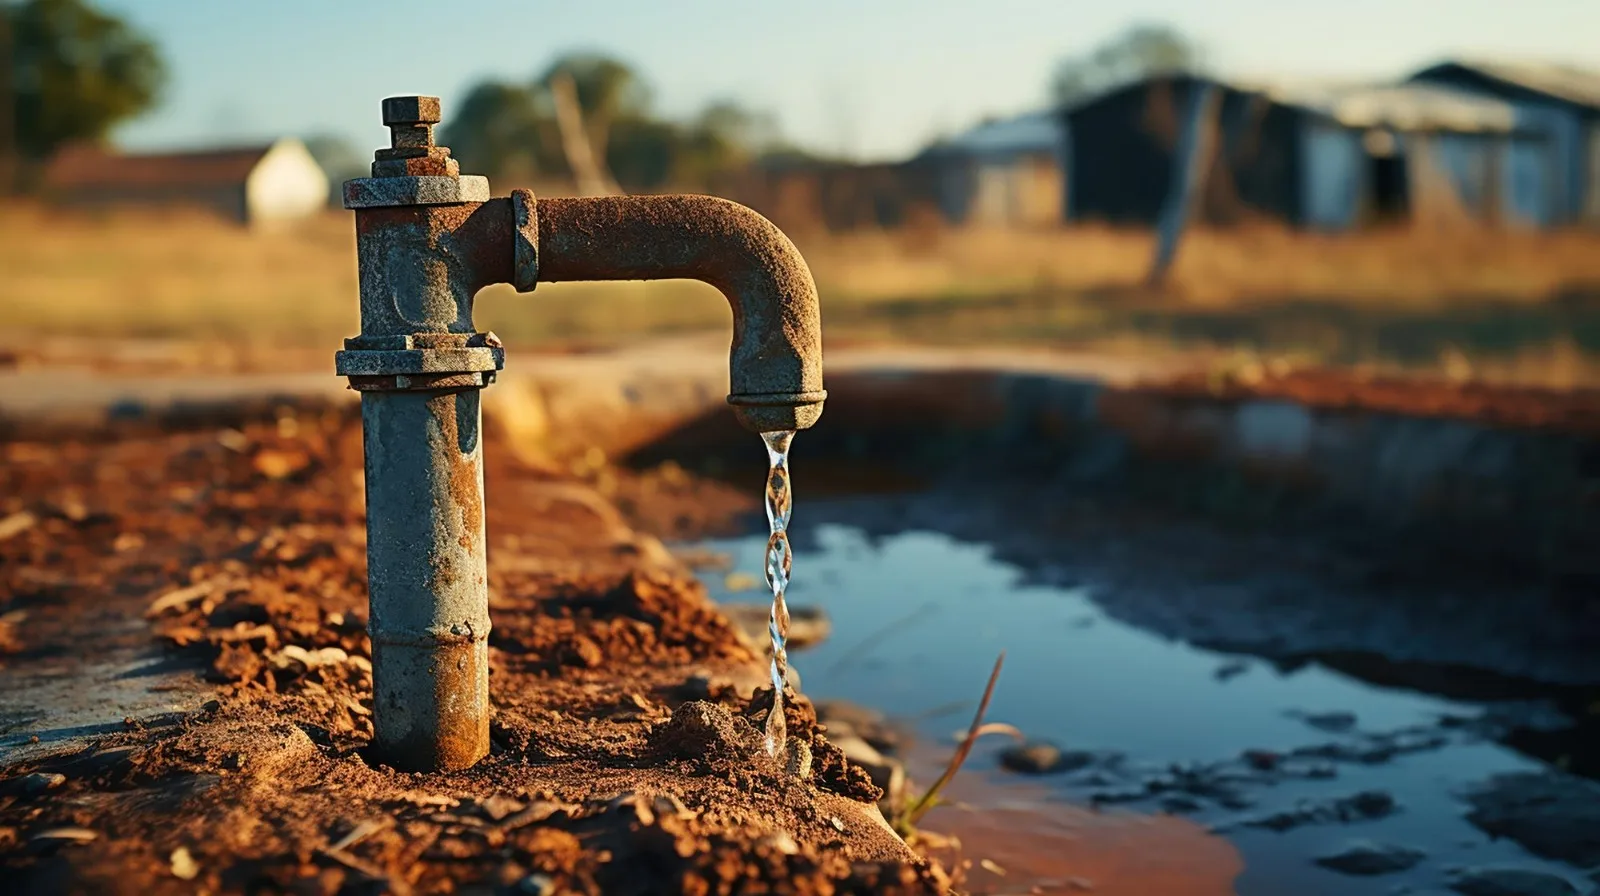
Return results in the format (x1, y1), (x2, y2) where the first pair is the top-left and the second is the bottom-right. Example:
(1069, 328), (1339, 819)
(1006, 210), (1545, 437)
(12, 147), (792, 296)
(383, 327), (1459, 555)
(535, 195), (825, 431)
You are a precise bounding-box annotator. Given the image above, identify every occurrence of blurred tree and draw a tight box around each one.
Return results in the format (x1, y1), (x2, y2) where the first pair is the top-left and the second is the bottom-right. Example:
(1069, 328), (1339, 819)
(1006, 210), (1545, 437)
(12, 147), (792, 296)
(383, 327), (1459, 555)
(669, 99), (780, 187)
(437, 81), (556, 183)
(440, 53), (783, 193)
(605, 116), (677, 190)
(6, 0), (165, 160)
(300, 133), (366, 205)
(1050, 23), (1202, 107)
(534, 52), (650, 168)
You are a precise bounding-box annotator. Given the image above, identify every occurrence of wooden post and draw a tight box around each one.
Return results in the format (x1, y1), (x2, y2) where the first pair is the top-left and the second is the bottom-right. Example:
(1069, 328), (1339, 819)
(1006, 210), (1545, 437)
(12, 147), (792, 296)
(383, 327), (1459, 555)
(549, 72), (620, 198)
(1147, 82), (1222, 287)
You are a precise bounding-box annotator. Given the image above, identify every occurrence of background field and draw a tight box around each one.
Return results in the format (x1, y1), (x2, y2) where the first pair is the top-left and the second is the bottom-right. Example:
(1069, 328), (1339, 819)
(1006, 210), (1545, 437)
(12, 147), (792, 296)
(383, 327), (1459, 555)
(6, 203), (1600, 387)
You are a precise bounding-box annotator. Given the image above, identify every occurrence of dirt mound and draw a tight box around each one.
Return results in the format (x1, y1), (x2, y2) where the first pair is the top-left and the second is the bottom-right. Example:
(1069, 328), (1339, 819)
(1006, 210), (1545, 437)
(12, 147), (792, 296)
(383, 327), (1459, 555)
(0, 411), (946, 894)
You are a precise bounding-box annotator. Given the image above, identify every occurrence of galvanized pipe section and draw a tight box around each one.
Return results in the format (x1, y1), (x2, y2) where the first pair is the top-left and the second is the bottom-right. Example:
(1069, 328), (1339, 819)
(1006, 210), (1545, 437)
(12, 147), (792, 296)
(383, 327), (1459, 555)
(362, 388), (489, 771)
(536, 195), (826, 433)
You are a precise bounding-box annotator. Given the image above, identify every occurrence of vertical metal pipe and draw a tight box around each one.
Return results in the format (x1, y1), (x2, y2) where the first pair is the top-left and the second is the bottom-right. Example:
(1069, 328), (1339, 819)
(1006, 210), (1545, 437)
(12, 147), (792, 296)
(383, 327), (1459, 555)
(339, 95), (827, 773)
(361, 388), (490, 771)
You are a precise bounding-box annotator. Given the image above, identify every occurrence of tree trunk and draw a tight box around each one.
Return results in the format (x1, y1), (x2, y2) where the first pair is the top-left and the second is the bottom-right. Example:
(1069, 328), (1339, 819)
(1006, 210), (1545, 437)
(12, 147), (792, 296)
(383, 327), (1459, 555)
(549, 73), (620, 197)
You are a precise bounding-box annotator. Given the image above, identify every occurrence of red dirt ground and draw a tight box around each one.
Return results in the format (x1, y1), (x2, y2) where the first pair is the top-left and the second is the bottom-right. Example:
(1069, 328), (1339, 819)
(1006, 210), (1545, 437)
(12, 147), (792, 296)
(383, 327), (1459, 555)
(0, 410), (946, 894)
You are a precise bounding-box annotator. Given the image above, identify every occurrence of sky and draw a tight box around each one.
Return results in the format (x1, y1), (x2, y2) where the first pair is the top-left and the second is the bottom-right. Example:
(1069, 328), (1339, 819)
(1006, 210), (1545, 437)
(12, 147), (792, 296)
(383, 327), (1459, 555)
(106, 0), (1598, 162)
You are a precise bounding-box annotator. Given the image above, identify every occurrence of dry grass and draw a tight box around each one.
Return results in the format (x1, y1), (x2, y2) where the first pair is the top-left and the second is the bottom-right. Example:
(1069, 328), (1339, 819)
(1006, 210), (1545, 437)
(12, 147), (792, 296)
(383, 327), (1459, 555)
(4, 202), (1600, 385)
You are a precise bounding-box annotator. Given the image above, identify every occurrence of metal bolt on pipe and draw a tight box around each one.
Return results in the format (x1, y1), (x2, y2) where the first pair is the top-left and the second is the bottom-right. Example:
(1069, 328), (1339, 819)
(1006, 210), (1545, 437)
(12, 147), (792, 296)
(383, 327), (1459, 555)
(339, 95), (826, 772)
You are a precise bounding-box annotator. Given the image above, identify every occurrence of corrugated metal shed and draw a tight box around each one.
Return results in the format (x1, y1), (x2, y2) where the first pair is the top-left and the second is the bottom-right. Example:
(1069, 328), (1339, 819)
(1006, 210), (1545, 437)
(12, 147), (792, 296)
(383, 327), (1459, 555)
(1417, 58), (1600, 111)
(931, 111), (1064, 159)
(1258, 82), (1522, 134)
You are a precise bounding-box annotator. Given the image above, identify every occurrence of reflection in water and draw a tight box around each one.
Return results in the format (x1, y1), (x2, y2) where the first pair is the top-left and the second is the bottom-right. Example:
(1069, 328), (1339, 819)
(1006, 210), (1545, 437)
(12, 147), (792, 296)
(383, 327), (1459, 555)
(695, 524), (1589, 896)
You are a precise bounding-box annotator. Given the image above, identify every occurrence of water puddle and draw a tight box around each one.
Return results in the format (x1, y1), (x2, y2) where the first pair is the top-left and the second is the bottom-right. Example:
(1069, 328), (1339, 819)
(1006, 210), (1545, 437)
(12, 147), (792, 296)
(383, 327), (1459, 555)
(691, 505), (1594, 895)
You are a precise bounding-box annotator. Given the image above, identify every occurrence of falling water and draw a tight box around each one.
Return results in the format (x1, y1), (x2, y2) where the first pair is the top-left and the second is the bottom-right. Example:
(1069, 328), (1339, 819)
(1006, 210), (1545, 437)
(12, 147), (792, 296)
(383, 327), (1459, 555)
(760, 430), (796, 759)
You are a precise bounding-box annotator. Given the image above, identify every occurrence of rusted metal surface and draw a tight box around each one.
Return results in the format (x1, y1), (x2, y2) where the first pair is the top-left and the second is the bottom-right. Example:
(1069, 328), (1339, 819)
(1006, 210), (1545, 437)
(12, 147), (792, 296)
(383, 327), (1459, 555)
(536, 195), (826, 433)
(362, 388), (491, 771)
(511, 189), (539, 293)
(339, 94), (826, 772)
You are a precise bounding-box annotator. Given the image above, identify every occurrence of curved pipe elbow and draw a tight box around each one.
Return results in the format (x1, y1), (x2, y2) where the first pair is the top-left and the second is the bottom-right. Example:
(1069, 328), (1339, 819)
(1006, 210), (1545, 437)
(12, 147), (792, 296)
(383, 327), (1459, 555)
(525, 194), (825, 433)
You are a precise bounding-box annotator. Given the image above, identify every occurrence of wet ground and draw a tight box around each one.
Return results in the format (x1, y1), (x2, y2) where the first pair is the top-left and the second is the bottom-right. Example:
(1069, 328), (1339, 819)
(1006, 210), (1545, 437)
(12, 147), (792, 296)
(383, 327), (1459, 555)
(686, 482), (1600, 896)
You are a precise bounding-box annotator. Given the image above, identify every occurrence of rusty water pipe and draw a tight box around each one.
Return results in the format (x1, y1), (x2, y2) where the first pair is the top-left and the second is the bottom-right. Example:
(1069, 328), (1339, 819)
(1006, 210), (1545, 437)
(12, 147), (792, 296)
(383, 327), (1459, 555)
(337, 96), (825, 772)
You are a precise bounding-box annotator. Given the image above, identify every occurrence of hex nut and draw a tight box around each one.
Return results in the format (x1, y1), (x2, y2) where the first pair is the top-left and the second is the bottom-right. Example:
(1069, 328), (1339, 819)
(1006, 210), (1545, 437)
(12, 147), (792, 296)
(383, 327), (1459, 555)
(343, 175), (490, 209)
(381, 96), (441, 125)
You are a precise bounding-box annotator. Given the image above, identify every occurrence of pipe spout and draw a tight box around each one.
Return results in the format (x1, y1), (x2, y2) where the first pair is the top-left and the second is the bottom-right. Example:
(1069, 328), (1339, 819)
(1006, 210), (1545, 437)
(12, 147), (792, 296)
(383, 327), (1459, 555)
(532, 194), (825, 433)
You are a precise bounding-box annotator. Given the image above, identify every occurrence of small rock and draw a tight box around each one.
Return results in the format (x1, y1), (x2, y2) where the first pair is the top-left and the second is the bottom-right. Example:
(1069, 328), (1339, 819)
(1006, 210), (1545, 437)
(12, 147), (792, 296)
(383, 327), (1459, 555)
(785, 739), (813, 778)
(1297, 711), (1358, 733)
(18, 772), (66, 796)
(760, 831), (800, 855)
(0, 511), (38, 542)
(815, 700), (900, 754)
(251, 447), (309, 481)
(1161, 795), (1203, 813)
(476, 794), (525, 821)
(1315, 841), (1426, 876)
(1214, 659), (1250, 681)
(1000, 741), (1063, 774)
(517, 873), (556, 896)
(1449, 868), (1580, 896)
(651, 793), (692, 821)
(29, 827), (97, 850)
(831, 734), (887, 768)
(865, 759), (907, 814)
(1342, 790), (1397, 820)
(1243, 749), (1280, 771)
(1240, 790), (1397, 832)
(169, 847), (199, 880)
(1464, 771), (1600, 867)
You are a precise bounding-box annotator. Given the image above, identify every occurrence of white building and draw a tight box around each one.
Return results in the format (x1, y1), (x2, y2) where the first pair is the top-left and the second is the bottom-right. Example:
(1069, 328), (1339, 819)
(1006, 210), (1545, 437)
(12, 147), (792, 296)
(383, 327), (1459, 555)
(42, 137), (330, 227)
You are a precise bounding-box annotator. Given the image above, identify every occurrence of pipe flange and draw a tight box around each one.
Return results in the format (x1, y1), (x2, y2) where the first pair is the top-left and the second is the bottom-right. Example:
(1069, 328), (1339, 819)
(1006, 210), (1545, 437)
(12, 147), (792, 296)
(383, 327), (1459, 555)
(511, 189), (538, 292)
(343, 175), (491, 209)
(335, 347), (505, 377)
(336, 333), (505, 390)
(347, 372), (491, 392)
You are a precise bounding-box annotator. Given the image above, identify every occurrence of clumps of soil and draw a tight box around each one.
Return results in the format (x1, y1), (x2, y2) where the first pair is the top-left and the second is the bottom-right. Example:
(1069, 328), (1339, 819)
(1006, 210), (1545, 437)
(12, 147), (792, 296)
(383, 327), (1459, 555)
(649, 701), (769, 770)
(741, 687), (885, 806)
(492, 571), (756, 675)
(0, 411), (947, 894)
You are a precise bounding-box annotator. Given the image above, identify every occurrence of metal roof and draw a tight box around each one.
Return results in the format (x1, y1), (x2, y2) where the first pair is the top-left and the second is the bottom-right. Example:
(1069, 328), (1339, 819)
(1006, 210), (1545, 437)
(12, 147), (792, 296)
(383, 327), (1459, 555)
(43, 140), (290, 191)
(1256, 81), (1522, 133)
(925, 111), (1063, 159)
(1418, 58), (1600, 110)
(1066, 74), (1525, 134)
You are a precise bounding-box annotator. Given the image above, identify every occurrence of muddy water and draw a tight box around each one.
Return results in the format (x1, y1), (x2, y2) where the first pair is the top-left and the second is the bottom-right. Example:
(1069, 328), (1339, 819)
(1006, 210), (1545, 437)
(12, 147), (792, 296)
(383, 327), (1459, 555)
(693, 510), (1593, 895)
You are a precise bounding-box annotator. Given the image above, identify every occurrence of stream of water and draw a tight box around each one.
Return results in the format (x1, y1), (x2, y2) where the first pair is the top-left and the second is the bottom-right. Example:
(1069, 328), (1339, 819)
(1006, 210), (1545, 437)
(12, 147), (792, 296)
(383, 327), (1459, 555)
(759, 430), (796, 759)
